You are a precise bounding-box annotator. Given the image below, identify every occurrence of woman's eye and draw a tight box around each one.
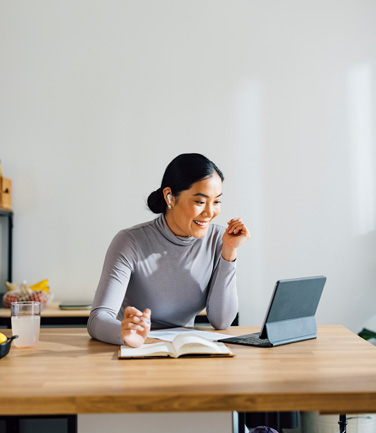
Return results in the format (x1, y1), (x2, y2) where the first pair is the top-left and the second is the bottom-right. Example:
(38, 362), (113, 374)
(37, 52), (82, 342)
(195, 201), (205, 205)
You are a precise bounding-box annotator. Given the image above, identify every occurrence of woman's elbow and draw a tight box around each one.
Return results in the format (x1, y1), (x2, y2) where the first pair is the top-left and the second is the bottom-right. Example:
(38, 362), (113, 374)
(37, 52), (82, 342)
(87, 314), (96, 339)
(208, 313), (237, 330)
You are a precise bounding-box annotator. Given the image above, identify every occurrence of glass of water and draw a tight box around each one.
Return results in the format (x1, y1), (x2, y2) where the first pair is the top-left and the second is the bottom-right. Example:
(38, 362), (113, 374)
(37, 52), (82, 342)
(11, 301), (41, 348)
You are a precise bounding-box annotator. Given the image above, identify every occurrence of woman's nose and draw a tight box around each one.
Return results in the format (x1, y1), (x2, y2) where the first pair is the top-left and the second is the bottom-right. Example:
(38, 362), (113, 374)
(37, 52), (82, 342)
(202, 204), (214, 218)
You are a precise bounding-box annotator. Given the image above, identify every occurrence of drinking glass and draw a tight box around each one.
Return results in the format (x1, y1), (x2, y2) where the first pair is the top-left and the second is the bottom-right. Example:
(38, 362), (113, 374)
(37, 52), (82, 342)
(11, 301), (41, 348)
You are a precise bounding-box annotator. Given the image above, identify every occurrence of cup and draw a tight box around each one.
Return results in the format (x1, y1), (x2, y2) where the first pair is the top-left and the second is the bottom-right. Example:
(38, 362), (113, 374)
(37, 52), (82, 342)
(11, 301), (41, 348)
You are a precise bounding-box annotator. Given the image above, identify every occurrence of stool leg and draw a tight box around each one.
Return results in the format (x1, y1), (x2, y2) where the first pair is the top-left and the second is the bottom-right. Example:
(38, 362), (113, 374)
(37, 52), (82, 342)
(338, 414), (347, 433)
(237, 412), (248, 433)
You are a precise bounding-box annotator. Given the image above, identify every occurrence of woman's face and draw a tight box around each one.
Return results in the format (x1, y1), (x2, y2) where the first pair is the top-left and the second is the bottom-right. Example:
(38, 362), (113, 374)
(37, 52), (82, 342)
(164, 173), (223, 238)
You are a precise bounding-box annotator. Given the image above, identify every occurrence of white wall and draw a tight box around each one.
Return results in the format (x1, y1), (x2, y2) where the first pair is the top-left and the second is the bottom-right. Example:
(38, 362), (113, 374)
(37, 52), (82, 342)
(1, 0), (375, 333)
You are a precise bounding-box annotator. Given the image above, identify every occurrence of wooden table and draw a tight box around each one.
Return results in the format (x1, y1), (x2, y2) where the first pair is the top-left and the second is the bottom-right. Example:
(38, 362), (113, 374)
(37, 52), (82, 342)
(0, 302), (91, 327)
(0, 325), (376, 416)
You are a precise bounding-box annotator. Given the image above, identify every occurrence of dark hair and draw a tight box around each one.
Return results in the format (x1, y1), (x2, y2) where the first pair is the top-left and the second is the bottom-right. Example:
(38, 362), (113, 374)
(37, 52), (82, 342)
(147, 153), (224, 214)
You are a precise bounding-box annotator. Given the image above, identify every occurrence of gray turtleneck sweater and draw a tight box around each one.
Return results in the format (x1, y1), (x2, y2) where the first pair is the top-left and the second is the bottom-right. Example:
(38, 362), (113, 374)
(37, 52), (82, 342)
(87, 214), (238, 345)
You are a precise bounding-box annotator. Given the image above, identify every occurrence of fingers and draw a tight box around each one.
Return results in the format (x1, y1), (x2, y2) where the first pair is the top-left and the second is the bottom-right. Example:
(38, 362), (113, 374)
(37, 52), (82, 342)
(125, 306), (143, 317)
(140, 308), (151, 325)
(143, 308), (151, 319)
(226, 218), (250, 237)
(122, 306), (151, 332)
(122, 319), (145, 332)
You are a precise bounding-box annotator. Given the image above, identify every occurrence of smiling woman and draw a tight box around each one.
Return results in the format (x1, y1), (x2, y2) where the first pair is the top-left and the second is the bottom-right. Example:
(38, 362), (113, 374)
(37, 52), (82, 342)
(88, 153), (251, 347)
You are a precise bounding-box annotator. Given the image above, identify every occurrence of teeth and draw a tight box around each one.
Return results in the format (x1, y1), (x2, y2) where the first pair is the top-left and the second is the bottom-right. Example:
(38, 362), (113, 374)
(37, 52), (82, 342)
(194, 220), (208, 227)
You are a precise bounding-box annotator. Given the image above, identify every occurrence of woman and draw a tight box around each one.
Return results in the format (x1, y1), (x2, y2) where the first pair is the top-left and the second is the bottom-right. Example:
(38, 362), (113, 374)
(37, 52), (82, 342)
(88, 153), (250, 347)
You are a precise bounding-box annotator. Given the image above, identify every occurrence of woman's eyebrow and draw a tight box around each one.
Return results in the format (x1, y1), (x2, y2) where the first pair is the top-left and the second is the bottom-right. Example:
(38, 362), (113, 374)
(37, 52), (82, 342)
(192, 193), (223, 198)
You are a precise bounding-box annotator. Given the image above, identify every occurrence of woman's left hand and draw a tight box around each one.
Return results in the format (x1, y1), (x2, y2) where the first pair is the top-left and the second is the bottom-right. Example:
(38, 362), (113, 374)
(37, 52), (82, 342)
(222, 218), (251, 261)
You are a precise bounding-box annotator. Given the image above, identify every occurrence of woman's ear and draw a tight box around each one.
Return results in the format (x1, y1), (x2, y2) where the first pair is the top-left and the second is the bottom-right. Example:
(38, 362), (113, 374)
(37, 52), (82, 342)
(163, 187), (173, 209)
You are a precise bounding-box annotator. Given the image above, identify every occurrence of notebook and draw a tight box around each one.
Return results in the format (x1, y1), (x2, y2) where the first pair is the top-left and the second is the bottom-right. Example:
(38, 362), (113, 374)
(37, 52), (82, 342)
(219, 275), (326, 347)
(59, 301), (92, 310)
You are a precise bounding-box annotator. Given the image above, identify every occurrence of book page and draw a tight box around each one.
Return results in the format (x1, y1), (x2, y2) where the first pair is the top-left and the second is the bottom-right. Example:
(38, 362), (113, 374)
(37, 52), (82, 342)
(172, 333), (233, 357)
(119, 341), (176, 358)
(148, 327), (233, 342)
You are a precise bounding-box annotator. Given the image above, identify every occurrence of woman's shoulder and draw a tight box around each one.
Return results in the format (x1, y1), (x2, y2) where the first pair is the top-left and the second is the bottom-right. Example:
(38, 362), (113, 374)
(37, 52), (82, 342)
(116, 218), (158, 240)
(107, 218), (159, 258)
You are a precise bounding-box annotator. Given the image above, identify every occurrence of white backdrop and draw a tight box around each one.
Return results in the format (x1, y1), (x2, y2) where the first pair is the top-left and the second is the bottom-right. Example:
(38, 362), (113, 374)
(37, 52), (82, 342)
(1, 0), (375, 333)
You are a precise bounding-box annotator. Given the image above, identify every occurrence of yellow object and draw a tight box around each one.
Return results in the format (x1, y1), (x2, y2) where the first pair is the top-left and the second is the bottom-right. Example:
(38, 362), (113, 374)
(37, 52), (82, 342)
(29, 279), (49, 292)
(0, 333), (7, 344)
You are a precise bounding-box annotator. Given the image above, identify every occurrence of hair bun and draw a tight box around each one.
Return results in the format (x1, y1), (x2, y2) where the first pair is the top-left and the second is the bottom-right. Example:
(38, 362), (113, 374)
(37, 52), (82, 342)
(147, 188), (165, 214)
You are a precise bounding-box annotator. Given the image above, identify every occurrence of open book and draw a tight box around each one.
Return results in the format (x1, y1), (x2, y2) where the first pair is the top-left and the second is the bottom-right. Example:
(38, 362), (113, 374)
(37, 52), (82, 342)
(118, 333), (234, 359)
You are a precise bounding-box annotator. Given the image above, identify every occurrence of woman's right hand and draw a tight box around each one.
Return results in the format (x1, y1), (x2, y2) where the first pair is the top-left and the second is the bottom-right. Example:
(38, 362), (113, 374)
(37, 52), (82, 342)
(121, 306), (151, 348)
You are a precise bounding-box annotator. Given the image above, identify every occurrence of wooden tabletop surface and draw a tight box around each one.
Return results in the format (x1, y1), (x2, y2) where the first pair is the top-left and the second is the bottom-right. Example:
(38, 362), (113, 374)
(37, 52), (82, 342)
(0, 325), (376, 416)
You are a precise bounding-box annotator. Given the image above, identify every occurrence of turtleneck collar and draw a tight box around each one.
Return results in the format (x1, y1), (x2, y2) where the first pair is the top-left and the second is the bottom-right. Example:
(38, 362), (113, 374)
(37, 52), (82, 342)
(155, 214), (199, 246)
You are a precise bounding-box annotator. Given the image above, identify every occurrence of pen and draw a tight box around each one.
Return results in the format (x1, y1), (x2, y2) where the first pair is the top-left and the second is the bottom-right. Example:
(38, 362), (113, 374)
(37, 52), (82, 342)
(141, 316), (151, 325)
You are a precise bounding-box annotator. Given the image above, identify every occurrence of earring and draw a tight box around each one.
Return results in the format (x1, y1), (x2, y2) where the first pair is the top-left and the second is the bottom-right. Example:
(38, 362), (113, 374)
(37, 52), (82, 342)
(167, 205), (172, 210)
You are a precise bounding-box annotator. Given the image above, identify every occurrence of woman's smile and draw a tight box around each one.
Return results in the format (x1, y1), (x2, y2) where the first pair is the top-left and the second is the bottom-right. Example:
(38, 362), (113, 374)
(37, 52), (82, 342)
(193, 220), (210, 227)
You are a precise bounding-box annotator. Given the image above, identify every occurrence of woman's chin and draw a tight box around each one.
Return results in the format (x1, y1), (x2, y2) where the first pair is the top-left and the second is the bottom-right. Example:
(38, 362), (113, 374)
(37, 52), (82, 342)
(190, 226), (210, 238)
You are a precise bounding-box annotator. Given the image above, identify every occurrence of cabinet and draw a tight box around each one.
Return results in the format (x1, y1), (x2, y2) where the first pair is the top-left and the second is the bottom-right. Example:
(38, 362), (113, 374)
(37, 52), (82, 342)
(0, 208), (13, 305)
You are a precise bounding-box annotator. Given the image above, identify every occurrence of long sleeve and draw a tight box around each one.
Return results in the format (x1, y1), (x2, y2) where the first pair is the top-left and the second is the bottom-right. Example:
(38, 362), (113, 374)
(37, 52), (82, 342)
(87, 231), (137, 345)
(206, 256), (238, 330)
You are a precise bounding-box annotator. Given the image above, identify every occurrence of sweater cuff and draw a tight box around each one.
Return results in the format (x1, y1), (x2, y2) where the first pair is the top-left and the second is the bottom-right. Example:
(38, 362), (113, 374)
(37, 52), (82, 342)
(220, 255), (237, 267)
